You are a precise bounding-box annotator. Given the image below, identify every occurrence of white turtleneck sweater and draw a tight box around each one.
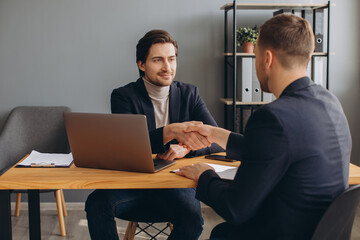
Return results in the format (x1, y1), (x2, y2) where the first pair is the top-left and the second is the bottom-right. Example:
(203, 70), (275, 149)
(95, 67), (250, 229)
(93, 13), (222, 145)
(143, 78), (170, 128)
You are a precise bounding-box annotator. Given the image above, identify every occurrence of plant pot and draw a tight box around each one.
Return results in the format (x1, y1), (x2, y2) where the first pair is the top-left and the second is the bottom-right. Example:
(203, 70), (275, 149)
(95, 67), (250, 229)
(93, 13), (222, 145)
(242, 42), (254, 53)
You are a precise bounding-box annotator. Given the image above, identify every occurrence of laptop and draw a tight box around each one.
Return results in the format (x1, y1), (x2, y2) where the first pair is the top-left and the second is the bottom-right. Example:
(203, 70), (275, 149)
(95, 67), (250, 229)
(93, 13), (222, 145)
(63, 112), (176, 173)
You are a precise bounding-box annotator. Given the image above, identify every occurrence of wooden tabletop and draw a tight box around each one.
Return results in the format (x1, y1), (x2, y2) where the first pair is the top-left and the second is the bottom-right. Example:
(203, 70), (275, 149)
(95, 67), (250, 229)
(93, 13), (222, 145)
(350, 163), (360, 185)
(0, 155), (359, 190)
(0, 155), (240, 190)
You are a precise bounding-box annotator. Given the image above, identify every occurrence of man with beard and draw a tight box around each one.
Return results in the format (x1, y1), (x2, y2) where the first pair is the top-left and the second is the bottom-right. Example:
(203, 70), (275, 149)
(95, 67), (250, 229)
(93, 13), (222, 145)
(85, 29), (223, 240)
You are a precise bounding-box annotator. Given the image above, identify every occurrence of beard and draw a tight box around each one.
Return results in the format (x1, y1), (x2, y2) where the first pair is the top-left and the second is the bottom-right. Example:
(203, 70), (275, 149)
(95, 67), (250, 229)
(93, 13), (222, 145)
(256, 66), (270, 93)
(259, 76), (270, 93)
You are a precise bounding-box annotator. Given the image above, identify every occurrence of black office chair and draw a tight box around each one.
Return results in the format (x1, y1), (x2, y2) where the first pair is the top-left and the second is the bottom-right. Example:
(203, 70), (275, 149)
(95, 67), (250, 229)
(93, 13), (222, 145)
(0, 106), (71, 237)
(120, 206), (173, 240)
(312, 184), (360, 240)
(124, 221), (173, 240)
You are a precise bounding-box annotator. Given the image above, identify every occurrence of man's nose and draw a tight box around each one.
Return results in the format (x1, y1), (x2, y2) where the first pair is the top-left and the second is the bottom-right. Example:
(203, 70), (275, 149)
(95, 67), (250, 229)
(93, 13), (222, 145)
(162, 60), (171, 71)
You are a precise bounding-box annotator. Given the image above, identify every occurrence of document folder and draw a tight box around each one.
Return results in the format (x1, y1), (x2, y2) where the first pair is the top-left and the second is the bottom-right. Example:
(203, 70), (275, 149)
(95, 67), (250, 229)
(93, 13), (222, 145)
(241, 58), (252, 102)
(262, 91), (274, 102)
(301, 10), (313, 27)
(314, 9), (324, 52)
(17, 150), (73, 168)
(251, 58), (261, 102)
(312, 57), (327, 87)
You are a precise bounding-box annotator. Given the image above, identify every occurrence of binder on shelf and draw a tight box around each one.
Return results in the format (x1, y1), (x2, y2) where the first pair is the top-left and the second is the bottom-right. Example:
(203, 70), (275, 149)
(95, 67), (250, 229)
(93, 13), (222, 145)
(251, 58), (261, 102)
(312, 57), (327, 87)
(314, 9), (324, 52)
(234, 107), (241, 133)
(233, 106), (251, 134)
(241, 107), (252, 133)
(301, 10), (313, 27)
(262, 91), (274, 102)
(273, 9), (292, 16)
(292, 9), (302, 18)
(240, 58), (252, 102)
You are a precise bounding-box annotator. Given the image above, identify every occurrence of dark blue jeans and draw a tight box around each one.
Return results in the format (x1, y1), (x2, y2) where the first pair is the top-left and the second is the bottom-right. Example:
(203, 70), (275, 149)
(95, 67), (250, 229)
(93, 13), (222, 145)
(85, 188), (203, 240)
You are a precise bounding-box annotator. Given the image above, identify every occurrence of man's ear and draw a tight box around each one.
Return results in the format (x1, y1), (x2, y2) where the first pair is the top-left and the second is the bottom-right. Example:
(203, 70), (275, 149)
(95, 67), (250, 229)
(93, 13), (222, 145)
(265, 50), (273, 70)
(137, 61), (145, 72)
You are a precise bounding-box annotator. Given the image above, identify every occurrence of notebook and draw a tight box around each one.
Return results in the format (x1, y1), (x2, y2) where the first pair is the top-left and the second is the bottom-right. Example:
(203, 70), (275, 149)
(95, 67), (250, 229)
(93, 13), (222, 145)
(63, 112), (176, 173)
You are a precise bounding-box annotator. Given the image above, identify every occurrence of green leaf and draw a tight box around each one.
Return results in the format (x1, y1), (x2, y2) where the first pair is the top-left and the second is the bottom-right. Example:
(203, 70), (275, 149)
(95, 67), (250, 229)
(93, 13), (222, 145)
(236, 26), (259, 45)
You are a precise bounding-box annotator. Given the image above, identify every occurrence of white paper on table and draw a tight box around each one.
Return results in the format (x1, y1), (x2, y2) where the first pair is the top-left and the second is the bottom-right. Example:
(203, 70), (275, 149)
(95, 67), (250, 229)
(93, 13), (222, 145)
(17, 150), (73, 167)
(172, 163), (238, 180)
(206, 163), (238, 180)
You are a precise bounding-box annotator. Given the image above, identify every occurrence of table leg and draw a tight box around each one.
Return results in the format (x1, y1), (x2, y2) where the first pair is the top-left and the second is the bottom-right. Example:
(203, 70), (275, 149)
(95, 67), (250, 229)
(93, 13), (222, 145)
(28, 190), (41, 240)
(0, 190), (12, 240)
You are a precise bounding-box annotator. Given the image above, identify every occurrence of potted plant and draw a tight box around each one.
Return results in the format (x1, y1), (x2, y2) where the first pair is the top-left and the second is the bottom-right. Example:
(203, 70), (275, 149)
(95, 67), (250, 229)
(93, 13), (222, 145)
(236, 26), (259, 53)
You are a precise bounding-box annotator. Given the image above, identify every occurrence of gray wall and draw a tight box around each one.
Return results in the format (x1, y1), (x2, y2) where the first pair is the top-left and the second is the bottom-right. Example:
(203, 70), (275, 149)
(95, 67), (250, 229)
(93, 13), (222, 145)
(0, 0), (359, 202)
(330, 0), (360, 167)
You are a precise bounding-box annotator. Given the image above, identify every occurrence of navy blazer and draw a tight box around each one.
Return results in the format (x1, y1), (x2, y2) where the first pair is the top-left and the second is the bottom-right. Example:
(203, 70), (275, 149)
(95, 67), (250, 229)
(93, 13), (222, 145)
(196, 77), (352, 239)
(111, 78), (223, 156)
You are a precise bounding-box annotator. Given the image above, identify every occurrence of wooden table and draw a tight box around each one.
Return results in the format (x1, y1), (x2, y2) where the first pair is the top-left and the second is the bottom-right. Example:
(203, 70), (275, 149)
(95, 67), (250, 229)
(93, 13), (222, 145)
(0, 155), (239, 240)
(350, 163), (360, 185)
(0, 155), (359, 240)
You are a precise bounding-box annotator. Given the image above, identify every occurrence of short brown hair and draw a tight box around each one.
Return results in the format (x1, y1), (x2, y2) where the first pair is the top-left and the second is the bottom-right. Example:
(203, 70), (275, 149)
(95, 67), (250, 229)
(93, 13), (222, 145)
(258, 14), (314, 69)
(136, 30), (178, 77)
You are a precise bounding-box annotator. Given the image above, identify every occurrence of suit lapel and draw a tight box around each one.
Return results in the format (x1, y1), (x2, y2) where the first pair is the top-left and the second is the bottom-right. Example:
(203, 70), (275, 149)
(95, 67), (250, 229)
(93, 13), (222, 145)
(135, 79), (156, 130)
(169, 82), (180, 123)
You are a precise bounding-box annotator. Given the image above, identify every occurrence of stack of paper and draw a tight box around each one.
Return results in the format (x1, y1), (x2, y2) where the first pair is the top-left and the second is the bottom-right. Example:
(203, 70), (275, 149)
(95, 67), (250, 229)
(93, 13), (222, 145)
(17, 150), (73, 167)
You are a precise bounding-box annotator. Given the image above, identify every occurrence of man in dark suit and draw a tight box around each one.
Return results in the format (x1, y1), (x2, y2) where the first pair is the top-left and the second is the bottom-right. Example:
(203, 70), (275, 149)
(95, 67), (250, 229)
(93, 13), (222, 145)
(176, 14), (352, 239)
(85, 30), (222, 240)
(111, 74), (222, 157)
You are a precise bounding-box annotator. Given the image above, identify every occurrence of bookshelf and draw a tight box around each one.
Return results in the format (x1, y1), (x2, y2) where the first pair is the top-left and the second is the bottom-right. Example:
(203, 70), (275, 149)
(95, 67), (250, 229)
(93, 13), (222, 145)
(221, 1), (331, 133)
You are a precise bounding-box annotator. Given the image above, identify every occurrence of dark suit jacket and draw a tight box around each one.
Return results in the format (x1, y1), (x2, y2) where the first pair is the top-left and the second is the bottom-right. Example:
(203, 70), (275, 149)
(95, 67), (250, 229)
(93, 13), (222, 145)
(196, 77), (352, 239)
(111, 78), (223, 156)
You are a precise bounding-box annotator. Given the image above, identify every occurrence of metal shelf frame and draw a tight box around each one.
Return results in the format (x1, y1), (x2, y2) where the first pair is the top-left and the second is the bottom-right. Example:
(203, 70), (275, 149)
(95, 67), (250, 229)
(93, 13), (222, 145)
(222, 1), (331, 132)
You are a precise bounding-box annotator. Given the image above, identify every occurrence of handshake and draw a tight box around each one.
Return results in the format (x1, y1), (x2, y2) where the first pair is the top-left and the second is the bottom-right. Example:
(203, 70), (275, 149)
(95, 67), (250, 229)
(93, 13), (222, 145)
(163, 121), (224, 151)
(163, 121), (231, 181)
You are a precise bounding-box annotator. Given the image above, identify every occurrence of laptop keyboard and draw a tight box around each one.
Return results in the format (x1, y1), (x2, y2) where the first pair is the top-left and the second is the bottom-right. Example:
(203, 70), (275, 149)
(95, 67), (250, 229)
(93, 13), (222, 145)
(153, 158), (175, 171)
(153, 158), (164, 167)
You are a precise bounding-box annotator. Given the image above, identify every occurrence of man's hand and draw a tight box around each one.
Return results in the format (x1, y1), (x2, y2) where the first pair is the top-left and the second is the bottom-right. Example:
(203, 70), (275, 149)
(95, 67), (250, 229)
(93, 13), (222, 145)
(175, 163), (215, 181)
(183, 124), (231, 150)
(163, 121), (211, 150)
(156, 144), (191, 161)
(184, 124), (214, 142)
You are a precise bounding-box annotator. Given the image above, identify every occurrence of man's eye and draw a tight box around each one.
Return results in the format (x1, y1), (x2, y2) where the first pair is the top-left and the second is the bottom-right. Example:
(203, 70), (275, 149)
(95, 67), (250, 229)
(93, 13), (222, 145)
(154, 59), (161, 62)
